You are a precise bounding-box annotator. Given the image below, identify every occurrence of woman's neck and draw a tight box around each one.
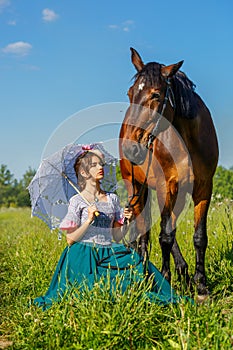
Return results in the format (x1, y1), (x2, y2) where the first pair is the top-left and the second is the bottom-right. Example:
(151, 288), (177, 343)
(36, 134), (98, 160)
(82, 181), (106, 203)
(84, 180), (101, 195)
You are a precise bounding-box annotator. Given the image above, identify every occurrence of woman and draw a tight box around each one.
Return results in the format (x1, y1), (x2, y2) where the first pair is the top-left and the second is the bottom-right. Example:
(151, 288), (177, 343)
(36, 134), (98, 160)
(34, 148), (180, 310)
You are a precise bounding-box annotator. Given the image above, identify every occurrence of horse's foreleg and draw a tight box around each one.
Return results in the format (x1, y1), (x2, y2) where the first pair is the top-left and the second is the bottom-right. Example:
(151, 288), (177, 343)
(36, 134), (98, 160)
(160, 216), (191, 286)
(130, 221), (149, 260)
(171, 192), (191, 286)
(171, 238), (191, 286)
(129, 222), (149, 260)
(131, 186), (151, 260)
(193, 192), (211, 296)
(159, 211), (175, 282)
(158, 177), (179, 282)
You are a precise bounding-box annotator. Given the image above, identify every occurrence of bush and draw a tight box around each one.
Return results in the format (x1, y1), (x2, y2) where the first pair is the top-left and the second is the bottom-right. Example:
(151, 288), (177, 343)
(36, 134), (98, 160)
(213, 166), (233, 200)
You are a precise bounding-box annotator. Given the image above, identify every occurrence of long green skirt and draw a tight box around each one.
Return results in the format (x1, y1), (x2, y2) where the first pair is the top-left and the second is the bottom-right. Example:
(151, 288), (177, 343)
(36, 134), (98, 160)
(34, 243), (180, 310)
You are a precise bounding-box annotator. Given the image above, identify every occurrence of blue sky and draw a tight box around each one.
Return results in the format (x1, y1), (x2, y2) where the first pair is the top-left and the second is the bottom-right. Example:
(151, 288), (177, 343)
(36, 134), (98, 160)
(0, 0), (232, 179)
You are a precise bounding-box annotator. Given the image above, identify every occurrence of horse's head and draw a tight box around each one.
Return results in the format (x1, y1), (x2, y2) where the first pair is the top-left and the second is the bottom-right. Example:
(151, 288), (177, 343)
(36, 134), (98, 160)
(121, 47), (184, 165)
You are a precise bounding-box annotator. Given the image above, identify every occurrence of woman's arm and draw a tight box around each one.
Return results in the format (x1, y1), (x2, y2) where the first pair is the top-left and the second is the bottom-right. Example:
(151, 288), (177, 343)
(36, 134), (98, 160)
(112, 207), (133, 243)
(112, 221), (129, 243)
(65, 204), (97, 245)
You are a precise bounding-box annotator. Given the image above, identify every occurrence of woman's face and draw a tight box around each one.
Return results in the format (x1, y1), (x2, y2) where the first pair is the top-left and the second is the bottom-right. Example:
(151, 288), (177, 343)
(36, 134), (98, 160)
(87, 155), (105, 181)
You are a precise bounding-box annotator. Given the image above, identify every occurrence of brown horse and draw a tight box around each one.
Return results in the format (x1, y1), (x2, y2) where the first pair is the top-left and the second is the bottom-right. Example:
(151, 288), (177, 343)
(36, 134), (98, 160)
(119, 48), (219, 296)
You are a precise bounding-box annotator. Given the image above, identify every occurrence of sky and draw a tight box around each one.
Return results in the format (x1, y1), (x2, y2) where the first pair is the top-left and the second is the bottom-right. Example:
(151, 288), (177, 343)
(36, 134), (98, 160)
(0, 0), (233, 180)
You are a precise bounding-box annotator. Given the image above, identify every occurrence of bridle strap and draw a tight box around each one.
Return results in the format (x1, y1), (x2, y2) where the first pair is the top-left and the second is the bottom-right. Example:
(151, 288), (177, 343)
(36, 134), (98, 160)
(147, 78), (175, 149)
(126, 148), (153, 209)
(125, 78), (174, 207)
(122, 78), (175, 247)
(127, 79), (175, 208)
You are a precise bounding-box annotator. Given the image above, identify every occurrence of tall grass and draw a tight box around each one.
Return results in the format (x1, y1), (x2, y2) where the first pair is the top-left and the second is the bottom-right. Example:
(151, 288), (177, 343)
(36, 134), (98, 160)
(1, 201), (233, 349)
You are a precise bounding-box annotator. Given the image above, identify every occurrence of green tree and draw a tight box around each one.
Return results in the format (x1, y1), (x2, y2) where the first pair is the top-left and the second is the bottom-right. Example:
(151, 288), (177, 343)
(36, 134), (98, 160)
(0, 165), (18, 207)
(0, 164), (14, 186)
(16, 167), (36, 207)
(0, 165), (36, 207)
(213, 165), (233, 200)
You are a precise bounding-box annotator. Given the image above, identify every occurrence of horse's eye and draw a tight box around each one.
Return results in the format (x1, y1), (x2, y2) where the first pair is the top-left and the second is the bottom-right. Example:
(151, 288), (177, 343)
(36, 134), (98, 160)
(151, 92), (160, 100)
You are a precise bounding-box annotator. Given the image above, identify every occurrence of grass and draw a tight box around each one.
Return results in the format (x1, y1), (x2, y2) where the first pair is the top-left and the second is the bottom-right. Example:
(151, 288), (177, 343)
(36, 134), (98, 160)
(0, 201), (233, 349)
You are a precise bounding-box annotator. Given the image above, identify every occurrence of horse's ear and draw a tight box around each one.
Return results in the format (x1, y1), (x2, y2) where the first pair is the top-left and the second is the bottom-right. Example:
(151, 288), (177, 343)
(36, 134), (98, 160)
(130, 47), (144, 72)
(161, 60), (184, 78)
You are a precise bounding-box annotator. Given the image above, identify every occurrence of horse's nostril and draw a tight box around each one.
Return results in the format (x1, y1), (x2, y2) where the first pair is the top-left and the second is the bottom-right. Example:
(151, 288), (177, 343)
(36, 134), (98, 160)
(132, 144), (139, 157)
(122, 141), (147, 165)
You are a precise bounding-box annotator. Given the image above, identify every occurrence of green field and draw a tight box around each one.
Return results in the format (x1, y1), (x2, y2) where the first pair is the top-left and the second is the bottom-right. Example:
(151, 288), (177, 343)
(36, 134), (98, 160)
(1, 200), (233, 349)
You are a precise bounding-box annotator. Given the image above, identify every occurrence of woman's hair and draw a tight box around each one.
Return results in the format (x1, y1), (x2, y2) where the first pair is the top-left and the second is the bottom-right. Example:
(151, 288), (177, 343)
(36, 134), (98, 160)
(73, 151), (102, 190)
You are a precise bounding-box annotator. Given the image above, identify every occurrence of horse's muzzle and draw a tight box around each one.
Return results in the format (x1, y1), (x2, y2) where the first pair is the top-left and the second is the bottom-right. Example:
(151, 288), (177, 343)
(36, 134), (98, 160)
(122, 140), (147, 165)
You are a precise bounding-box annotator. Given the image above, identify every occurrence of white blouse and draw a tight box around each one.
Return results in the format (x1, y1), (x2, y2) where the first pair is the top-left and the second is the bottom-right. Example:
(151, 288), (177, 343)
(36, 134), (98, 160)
(59, 192), (123, 245)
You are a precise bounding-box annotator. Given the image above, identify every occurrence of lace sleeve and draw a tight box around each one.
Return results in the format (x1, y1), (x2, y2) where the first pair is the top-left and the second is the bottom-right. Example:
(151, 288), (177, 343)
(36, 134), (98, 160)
(59, 195), (82, 230)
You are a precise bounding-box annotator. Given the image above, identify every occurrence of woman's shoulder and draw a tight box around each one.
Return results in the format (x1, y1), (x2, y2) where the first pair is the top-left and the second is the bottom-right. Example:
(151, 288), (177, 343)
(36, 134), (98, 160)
(69, 193), (87, 207)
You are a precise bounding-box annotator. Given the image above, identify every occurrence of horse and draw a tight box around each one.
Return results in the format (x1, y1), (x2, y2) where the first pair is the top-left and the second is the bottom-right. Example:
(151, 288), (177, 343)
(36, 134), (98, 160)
(119, 48), (219, 297)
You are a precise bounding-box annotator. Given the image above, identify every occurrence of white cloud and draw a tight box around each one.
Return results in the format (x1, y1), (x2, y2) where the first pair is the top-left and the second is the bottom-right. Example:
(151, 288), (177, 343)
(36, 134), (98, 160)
(7, 19), (16, 25)
(108, 24), (119, 30)
(0, 0), (10, 13)
(108, 20), (135, 32)
(2, 41), (32, 56)
(123, 20), (134, 25)
(108, 24), (118, 30)
(42, 8), (59, 22)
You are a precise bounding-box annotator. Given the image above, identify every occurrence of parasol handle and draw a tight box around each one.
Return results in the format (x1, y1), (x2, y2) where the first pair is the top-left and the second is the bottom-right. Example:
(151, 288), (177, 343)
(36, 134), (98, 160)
(45, 160), (100, 217)
(62, 172), (100, 217)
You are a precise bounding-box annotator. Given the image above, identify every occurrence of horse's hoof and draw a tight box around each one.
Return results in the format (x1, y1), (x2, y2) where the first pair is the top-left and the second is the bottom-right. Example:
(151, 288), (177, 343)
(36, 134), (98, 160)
(193, 276), (209, 297)
(195, 294), (209, 304)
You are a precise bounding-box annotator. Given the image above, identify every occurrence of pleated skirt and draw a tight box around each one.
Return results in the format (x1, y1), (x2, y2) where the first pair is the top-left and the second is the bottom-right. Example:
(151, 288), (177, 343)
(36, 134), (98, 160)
(34, 242), (180, 310)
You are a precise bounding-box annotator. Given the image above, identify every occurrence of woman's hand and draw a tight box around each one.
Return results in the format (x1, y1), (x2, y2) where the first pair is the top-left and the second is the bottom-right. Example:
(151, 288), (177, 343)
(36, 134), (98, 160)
(66, 204), (98, 245)
(87, 204), (98, 223)
(123, 206), (134, 222)
(112, 207), (134, 243)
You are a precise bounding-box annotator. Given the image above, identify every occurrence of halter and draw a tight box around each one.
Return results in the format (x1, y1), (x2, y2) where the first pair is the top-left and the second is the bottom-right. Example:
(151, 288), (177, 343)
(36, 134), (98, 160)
(122, 78), (176, 253)
(126, 78), (176, 210)
(147, 78), (175, 149)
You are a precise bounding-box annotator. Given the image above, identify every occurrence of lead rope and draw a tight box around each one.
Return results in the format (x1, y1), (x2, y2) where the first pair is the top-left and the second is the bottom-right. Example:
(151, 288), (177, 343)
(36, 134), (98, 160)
(121, 78), (176, 267)
(122, 149), (153, 251)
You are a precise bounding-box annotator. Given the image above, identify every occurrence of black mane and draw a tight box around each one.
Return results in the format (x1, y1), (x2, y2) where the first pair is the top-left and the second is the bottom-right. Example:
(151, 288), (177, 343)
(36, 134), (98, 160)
(134, 62), (198, 119)
(134, 62), (163, 87)
(173, 70), (197, 119)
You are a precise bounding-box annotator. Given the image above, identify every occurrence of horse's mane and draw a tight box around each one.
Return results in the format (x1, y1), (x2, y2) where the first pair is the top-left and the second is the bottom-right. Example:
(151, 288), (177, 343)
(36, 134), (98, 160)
(134, 62), (162, 87)
(173, 70), (197, 119)
(134, 62), (198, 119)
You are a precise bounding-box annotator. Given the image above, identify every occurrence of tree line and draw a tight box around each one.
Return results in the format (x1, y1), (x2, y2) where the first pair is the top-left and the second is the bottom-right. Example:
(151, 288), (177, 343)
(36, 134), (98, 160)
(0, 165), (36, 207)
(0, 164), (233, 208)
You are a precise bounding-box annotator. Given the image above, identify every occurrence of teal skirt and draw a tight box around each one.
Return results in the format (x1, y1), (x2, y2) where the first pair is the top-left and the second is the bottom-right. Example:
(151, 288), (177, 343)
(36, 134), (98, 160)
(34, 243), (180, 310)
